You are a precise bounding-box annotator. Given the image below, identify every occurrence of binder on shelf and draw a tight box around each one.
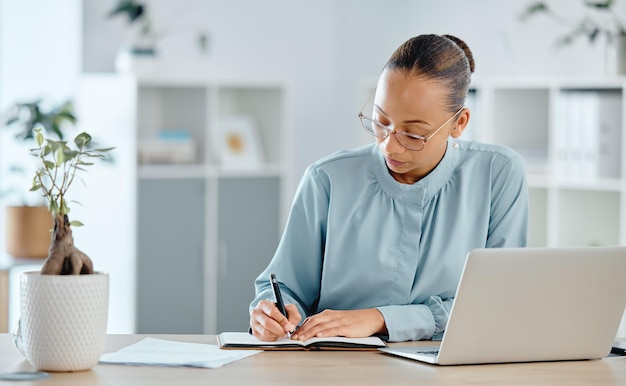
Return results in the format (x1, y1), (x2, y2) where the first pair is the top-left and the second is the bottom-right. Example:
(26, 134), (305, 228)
(596, 91), (622, 179)
(556, 90), (621, 181)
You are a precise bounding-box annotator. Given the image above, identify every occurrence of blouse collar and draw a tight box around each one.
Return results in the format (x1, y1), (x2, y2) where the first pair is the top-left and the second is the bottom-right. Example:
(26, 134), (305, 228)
(370, 139), (461, 207)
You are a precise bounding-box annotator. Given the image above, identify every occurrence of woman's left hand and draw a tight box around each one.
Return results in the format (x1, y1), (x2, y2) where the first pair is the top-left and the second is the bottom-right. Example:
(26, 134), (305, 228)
(291, 308), (387, 341)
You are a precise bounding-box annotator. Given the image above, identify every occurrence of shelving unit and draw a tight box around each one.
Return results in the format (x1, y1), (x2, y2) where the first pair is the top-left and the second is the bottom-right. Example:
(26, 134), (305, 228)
(81, 74), (292, 334)
(470, 76), (626, 248)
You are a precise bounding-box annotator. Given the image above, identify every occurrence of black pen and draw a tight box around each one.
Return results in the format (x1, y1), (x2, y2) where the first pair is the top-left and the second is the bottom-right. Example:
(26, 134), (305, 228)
(270, 273), (292, 338)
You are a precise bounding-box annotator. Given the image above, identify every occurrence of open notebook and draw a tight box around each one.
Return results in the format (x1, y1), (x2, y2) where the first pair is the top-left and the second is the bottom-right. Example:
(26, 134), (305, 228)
(218, 332), (386, 351)
(380, 246), (626, 365)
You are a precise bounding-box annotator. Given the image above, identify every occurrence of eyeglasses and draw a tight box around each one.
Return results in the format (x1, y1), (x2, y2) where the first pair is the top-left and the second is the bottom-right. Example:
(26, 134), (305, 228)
(358, 93), (464, 151)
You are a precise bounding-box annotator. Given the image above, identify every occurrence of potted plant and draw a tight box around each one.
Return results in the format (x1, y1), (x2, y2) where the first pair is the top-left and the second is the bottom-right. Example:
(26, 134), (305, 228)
(519, 0), (626, 73)
(1, 99), (76, 258)
(13, 128), (114, 372)
(106, 0), (209, 72)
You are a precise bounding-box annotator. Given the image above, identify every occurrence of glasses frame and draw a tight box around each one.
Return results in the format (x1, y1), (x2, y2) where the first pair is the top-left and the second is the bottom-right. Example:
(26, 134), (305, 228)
(358, 90), (465, 151)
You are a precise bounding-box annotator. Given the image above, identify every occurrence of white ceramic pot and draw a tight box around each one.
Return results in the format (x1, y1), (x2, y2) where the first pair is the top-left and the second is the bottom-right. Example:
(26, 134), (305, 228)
(15, 272), (109, 372)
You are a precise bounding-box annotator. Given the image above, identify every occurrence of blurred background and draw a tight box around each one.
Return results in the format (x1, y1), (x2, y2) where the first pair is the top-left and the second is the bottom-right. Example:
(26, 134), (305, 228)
(1, 0), (625, 336)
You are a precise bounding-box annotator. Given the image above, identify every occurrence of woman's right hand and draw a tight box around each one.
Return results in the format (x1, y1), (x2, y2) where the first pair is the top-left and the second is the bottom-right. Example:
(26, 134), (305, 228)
(250, 300), (301, 341)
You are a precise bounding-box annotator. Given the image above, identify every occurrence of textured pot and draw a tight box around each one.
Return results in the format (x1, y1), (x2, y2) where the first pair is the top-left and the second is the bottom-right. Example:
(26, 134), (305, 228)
(5, 206), (53, 258)
(16, 272), (109, 372)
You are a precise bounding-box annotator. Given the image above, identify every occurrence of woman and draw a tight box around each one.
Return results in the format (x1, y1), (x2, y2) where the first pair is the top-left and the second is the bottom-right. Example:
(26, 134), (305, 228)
(249, 34), (528, 342)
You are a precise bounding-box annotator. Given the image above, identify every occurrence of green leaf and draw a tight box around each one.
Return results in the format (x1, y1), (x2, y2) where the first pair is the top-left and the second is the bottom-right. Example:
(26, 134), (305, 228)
(519, 2), (548, 21)
(35, 131), (44, 147)
(77, 160), (95, 166)
(29, 183), (41, 192)
(62, 149), (79, 162)
(42, 143), (52, 156)
(46, 139), (63, 152)
(70, 220), (84, 227)
(56, 146), (66, 166)
(93, 147), (116, 152)
(85, 152), (107, 158)
(74, 132), (92, 148)
(43, 160), (55, 170)
(585, 0), (613, 10)
(49, 200), (59, 216)
(60, 198), (70, 215)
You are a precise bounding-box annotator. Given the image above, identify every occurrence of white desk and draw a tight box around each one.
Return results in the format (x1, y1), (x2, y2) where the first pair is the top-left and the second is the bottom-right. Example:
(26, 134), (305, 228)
(2, 334), (626, 385)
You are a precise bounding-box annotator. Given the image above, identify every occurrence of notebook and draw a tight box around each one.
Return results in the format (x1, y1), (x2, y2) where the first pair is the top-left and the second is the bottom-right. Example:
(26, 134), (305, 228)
(379, 246), (626, 365)
(217, 332), (386, 351)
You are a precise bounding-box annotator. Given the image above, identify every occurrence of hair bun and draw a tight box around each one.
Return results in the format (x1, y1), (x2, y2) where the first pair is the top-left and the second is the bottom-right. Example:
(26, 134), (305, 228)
(443, 34), (475, 73)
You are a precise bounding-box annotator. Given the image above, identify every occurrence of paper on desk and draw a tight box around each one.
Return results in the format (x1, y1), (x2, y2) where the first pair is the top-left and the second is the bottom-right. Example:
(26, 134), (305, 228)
(99, 337), (261, 369)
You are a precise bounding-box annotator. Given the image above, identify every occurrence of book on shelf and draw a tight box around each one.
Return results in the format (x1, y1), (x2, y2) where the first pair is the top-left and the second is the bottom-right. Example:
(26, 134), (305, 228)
(217, 332), (387, 351)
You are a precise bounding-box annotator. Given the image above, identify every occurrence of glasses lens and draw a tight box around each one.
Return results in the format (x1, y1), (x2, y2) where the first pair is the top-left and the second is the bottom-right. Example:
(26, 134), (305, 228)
(360, 116), (387, 139)
(396, 133), (425, 151)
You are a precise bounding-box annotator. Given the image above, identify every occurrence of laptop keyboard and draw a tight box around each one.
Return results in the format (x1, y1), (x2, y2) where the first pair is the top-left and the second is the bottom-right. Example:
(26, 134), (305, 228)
(416, 347), (440, 356)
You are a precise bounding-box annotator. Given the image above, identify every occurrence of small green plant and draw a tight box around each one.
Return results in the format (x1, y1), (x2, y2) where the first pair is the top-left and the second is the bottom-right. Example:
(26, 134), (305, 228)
(29, 128), (114, 275)
(519, 0), (626, 46)
(1, 99), (78, 205)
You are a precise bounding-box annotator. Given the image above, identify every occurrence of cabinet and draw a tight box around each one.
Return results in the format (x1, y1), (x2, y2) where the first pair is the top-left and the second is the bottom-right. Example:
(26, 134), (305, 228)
(82, 74), (292, 334)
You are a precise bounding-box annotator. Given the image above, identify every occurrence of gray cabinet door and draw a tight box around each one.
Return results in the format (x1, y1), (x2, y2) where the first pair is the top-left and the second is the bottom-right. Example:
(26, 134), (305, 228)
(137, 178), (205, 333)
(217, 177), (280, 333)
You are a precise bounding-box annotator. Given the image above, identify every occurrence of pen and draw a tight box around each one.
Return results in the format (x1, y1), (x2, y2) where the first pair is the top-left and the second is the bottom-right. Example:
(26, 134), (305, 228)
(270, 273), (292, 338)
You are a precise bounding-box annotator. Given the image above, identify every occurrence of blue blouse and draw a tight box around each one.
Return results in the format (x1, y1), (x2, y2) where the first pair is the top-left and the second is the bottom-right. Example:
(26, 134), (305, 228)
(251, 139), (528, 342)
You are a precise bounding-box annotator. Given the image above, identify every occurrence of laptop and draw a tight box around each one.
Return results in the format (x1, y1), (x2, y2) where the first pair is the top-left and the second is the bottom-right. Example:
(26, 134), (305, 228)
(379, 246), (626, 365)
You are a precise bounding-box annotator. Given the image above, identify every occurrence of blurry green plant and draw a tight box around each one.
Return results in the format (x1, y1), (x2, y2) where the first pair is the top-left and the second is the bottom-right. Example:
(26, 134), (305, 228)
(519, 0), (626, 46)
(3, 99), (76, 140)
(1, 99), (77, 204)
(107, 0), (209, 55)
(1, 99), (112, 205)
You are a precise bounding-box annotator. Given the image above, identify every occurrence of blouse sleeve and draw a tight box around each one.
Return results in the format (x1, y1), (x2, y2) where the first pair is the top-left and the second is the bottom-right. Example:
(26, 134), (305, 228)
(249, 165), (329, 319)
(377, 296), (454, 341)
(486, 150), (529, 248)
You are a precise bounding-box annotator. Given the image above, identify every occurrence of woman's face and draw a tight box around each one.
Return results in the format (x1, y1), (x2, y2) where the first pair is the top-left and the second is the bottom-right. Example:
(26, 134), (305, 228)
(373, 68), (469, 184)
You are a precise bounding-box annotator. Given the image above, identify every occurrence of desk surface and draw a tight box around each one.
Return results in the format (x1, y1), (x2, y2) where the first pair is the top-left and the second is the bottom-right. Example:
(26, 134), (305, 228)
(1, 334), (626, 385)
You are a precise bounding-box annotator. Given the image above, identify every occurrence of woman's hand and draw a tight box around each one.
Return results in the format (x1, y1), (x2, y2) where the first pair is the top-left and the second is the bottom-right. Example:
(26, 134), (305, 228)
(250, 300), (301, 341)
(291, 308), (387, 341)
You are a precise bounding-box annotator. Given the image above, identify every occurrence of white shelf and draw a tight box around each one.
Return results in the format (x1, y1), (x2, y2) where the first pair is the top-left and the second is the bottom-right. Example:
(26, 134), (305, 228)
(81, 74), (292, 335)
(137, 164), (287, 179)
(471, 77), (626, 247)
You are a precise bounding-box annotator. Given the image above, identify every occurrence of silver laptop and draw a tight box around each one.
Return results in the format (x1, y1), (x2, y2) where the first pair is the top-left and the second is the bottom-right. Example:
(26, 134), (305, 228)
(379, 246), (626, 365)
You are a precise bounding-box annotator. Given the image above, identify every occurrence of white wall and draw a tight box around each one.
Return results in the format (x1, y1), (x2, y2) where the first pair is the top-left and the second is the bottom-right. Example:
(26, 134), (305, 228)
(81, 0), (626, 179)
(0, 0), (135, 333)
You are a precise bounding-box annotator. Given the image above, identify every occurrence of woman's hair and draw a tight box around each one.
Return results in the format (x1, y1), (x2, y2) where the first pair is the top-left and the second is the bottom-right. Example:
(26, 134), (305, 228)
(384, 34), (475, 111)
